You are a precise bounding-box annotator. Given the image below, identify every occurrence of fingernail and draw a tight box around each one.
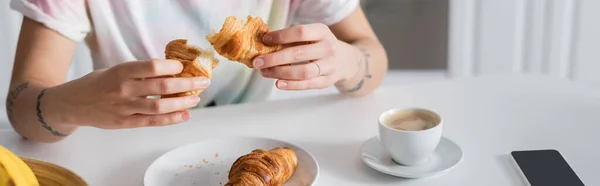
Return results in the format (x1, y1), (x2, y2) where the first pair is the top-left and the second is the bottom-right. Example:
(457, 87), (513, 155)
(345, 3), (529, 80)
(189, 96), (200, 104)
(261, 69), (271, 76)
(278, 80), (288, 88)
(263, 35), (272, 43)
(181, 112), (190, 121)
(167, 60), (184, 72)
(194, 77), (210, 87)
(253, 58), (264, 69)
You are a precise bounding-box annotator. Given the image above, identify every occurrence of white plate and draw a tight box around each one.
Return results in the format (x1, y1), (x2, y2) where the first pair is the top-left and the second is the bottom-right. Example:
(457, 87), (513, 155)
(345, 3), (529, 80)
(360, 136), (463, 178)
(144, 136), (319, 186)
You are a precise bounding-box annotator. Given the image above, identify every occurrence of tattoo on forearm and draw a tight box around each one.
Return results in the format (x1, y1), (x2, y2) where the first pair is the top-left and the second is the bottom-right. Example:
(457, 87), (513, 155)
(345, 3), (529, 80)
(6, 82), (29, 124)
(345, 47), (372, 93)
(36, 89), (69, 136)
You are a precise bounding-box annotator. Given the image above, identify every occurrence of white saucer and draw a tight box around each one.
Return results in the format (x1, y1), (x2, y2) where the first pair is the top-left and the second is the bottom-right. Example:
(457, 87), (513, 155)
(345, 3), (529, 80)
(144, 136), (319, 186)
(360, 136), (463, 178)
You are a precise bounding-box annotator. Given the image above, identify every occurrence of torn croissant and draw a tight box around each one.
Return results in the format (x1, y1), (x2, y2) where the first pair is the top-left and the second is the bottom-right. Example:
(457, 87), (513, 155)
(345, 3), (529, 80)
(206, 16), (282, 68)
(225, 147), (298, 186)
(161, 39), (219, 98)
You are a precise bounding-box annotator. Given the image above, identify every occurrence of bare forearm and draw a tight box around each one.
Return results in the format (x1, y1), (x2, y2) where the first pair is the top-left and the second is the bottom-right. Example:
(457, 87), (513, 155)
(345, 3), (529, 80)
(6, 81), (77, 143)
(7, 17), (80, 142)
(335, 38), (388, 96)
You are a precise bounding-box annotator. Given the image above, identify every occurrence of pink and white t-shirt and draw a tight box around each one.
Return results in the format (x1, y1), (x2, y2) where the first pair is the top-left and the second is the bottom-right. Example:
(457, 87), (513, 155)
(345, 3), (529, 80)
(10, 0), (359, 107)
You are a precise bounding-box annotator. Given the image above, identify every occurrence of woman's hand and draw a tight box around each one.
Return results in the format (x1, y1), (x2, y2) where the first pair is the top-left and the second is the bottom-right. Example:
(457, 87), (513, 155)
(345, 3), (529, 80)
(48, 60), (209, 129)
(252, 23), (360, 90)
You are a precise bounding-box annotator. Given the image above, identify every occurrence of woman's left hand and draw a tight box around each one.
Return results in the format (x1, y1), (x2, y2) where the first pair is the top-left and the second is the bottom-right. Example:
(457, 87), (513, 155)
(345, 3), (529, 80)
(252, 23), (358, 90)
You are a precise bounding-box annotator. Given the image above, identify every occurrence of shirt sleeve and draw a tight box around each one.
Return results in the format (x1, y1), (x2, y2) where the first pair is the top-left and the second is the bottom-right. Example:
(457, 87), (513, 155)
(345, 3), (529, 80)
(291, 0), (359, 26)
(10, 0), (91, 41)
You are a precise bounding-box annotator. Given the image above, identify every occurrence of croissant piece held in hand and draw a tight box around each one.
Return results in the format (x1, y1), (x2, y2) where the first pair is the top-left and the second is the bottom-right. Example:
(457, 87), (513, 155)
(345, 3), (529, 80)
(225, 147), (298, 186)
(161, 39), (219, 98)
(206, 16), (282, 68)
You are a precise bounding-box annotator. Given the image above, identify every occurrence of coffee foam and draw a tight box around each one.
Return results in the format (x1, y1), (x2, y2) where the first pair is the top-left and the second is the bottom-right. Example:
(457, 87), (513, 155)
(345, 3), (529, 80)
(382, 109), (440, 131)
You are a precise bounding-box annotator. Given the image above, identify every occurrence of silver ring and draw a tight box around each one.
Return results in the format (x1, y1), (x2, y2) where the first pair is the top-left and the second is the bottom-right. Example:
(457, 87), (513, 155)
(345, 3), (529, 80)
(314, 62), (321, 76)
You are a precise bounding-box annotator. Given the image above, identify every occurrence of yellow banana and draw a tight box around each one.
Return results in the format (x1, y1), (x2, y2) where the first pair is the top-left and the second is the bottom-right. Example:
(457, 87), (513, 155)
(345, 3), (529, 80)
(0, 146), (39, 186)
(0, 166), (11, 186)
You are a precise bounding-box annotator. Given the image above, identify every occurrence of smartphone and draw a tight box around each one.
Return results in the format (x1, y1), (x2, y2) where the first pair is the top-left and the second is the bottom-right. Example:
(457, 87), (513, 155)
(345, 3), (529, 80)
(510, 149), (585, 186)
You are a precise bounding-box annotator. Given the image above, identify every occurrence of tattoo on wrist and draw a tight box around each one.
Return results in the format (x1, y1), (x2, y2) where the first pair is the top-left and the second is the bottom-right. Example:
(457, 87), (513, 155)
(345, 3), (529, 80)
(344, 46), (372, 93)
(36, 88), (69, 137)
(6, 82), (29, 124)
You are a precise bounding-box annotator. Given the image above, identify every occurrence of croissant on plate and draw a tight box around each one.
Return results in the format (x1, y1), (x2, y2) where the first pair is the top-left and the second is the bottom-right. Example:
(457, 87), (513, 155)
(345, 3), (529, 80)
(206, 16), (282, 68)
(225, 147), (298, 186)
(160, 39), (219, 98)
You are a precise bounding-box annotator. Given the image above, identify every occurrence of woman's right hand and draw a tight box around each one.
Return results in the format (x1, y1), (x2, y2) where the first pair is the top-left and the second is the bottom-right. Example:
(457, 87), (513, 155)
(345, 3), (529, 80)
(46, 59), (209, 129)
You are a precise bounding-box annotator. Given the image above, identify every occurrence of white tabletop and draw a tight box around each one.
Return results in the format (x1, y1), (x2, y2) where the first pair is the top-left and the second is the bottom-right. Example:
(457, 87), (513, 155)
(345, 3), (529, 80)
(1, 74), (599, 186)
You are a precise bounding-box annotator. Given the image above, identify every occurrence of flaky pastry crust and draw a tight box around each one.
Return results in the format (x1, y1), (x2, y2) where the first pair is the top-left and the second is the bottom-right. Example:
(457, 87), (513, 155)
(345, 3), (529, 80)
(161, 39), (219, 98)
(206, 16), (282, 68)
(225, 147), (298, 186)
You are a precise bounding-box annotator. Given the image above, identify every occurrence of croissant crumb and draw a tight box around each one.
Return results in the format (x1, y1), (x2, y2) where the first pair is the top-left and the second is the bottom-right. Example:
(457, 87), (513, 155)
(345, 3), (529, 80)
(225, 147), (298, 186)
(206, 16), (282, 68)
(160, 39), (219, 98)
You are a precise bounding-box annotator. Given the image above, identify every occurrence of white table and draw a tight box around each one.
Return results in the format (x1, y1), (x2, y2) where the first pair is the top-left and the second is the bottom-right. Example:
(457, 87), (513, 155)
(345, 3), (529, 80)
(1, 74), (599, 186)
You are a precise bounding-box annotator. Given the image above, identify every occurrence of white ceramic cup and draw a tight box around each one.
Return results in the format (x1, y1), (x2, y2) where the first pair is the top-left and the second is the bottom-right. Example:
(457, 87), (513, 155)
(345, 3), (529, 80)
(378, 108), (443, 166)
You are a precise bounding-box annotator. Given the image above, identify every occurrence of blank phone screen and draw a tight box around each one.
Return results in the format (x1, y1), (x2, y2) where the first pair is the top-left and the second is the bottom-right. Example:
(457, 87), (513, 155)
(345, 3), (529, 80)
(511, 150), (585, 186)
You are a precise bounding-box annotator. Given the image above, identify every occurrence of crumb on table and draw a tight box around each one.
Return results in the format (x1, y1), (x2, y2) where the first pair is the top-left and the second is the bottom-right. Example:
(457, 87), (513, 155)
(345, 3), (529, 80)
(215, 153), (219, 157)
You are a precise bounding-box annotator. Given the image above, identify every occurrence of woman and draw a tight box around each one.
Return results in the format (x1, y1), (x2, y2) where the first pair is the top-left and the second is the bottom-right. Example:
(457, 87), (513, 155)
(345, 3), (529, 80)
(6, 0), (388, 142)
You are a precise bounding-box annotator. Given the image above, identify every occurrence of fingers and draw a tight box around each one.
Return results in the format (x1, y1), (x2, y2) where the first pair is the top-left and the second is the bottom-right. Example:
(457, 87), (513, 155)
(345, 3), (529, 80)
(125, 111), (191, 127)
(109, 97), (197, 129)
(114, 60), (183, 79)
(261, 60), (332, 80)
(254, 41), (335, 69)
(275, 76), (334, 90)
(125, 76), (210, 96)
(130, 96), (200, 115)
(262, 23), (332, 45)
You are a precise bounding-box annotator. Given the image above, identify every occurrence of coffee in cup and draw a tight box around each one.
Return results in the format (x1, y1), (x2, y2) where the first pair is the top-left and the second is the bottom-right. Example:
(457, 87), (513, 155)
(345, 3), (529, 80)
(386, 110), (437, 131)
(378, 108), (442, 166)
